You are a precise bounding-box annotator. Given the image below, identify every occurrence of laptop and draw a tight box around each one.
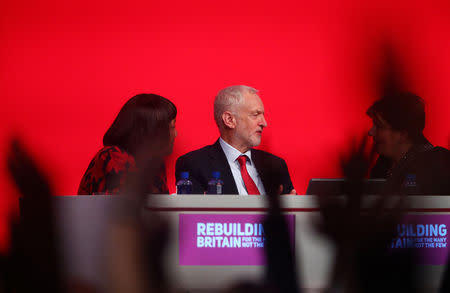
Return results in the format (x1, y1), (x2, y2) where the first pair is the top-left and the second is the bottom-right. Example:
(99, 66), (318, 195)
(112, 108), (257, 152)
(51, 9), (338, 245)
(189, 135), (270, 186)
(306, 178), (386, 195)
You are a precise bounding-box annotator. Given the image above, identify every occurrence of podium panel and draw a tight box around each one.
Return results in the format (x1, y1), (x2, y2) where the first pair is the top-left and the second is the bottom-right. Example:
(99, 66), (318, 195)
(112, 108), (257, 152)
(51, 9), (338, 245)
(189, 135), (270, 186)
(54, 195), (450, 292)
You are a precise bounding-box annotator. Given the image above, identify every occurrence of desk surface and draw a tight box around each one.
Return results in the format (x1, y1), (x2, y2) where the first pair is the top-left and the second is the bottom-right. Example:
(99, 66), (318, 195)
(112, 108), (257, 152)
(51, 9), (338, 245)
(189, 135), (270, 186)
(144, 194), (450, 211)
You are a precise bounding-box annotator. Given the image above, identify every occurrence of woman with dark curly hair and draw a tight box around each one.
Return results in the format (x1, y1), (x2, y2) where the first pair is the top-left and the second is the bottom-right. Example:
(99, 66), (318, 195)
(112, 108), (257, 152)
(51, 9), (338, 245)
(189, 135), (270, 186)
(78, 93), (177, 195)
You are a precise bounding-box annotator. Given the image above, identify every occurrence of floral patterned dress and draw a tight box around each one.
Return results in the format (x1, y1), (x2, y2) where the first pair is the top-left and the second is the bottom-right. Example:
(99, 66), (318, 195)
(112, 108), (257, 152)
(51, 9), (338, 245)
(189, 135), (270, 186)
(77, 146), (168, 195)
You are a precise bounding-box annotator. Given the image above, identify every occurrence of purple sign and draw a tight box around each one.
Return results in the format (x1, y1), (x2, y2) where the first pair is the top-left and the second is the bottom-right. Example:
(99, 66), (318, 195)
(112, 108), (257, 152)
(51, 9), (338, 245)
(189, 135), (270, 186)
(179, 214), (296, 266)
(391, 215), (450, 265)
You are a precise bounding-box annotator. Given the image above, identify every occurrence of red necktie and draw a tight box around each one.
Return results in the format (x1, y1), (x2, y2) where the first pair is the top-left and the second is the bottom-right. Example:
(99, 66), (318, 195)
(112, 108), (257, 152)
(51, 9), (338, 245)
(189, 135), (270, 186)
(237, 155), (260, 195)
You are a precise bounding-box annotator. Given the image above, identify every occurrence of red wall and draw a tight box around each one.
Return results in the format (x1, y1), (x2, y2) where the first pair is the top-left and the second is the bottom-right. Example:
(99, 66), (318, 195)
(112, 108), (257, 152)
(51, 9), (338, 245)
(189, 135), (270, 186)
(1, 0), (450, 250)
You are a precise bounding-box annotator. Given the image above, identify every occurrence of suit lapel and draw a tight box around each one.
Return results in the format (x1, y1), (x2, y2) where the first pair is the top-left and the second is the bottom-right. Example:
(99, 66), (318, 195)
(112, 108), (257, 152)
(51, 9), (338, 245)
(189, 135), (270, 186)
(208, 140), (239, 194)
(251, 149), (266, 191)
(252, 149), (276, 194)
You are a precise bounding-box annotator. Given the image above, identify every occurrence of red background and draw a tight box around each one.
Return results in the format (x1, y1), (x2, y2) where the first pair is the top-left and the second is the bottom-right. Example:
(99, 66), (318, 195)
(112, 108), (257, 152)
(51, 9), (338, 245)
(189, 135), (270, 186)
(1, 0), (449, 249)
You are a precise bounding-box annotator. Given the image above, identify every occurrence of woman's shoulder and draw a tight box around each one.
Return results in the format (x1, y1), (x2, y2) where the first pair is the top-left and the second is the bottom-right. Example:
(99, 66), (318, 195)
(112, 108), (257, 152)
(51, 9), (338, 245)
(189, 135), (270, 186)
(96, 145), (129, 156)
(430, 146), (450, 156)
(409, 146), (450, 183)
(95, 145), (136, 169)
(77, 146), (136, 195)
(417, 146), (450, 163)
(94, 146), (132, 160)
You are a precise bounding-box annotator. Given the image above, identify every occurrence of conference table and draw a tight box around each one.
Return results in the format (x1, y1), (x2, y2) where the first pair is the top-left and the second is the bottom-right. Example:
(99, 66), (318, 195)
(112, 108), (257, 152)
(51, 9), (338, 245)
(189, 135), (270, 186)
(56, 195), (450, 292)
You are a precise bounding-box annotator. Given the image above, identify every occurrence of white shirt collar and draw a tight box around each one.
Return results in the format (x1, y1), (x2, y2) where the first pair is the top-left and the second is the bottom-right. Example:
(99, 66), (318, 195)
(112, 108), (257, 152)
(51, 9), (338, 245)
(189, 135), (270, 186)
(219, 137), (252, 164)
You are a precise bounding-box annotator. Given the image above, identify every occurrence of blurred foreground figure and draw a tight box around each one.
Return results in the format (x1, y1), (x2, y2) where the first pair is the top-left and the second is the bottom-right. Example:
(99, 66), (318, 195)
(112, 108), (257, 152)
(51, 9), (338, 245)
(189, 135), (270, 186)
(442, 255), (450, 293)
(367, 92), (450, 194)
(78, 93), (177, 195)
(106, 141), (173, 293)
(263, 186), (299, 293)
(4, 139), (66, 293)
(318, 137), (418, 293)
(4, 138), (171, 293)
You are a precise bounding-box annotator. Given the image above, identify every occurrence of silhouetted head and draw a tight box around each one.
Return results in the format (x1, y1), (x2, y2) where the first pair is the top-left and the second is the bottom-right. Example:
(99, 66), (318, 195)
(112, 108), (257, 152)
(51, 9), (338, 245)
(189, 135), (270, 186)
(367, 92), (426, 161)
(103, 93), (177, 156)
(214, 85), (267, 153)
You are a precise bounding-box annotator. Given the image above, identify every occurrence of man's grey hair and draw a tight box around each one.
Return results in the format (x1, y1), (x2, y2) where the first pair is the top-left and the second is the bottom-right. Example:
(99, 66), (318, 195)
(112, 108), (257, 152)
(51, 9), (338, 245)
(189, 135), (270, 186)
(213, 85), (259, 129)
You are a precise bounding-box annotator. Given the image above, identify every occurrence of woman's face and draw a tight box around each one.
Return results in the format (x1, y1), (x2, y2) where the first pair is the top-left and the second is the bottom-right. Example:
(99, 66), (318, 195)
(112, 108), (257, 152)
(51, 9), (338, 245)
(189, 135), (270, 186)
(368, 114), (404, 159)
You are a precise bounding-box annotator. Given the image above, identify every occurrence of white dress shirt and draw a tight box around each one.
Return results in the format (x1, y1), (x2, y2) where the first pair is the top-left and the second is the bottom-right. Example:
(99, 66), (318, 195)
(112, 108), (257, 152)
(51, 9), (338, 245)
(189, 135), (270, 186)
(219, 138), (266, 195)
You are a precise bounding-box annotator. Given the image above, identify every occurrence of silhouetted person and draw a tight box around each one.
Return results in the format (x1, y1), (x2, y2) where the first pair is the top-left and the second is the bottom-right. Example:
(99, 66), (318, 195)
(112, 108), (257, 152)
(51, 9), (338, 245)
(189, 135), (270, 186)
(318, 136), (418, 293)
(367, 92), (450, 195)
(4, 139), (66, 293)
(441, 255), (450, 293)
(263, 185), (300, 293)
(4, 138), (171, 293)
(78, 93), (177, 195)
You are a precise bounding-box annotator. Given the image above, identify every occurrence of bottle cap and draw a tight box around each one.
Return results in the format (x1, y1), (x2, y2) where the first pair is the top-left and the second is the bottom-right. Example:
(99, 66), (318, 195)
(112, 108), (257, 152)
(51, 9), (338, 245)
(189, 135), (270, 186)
(212, 171), (220, 179)
(180, 171), (189, 179)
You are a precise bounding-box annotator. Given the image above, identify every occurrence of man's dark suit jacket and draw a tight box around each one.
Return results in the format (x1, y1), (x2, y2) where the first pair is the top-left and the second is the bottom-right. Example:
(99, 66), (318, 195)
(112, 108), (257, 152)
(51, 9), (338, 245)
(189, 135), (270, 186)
(175, 139), (294, 195)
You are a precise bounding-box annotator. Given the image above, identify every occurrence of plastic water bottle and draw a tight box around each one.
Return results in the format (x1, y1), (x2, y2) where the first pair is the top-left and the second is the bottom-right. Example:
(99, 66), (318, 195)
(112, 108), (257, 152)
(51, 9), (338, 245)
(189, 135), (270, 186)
(207, 171), (224, 195)
(403, 174), (418, 195)
(177, 171), (193, 194)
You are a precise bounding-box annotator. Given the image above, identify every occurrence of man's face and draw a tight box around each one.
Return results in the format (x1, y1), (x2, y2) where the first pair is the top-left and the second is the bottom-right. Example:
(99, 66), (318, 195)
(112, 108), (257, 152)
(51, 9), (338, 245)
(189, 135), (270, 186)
(368, 114), (404, 159)
(233, 93), (267, 150)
